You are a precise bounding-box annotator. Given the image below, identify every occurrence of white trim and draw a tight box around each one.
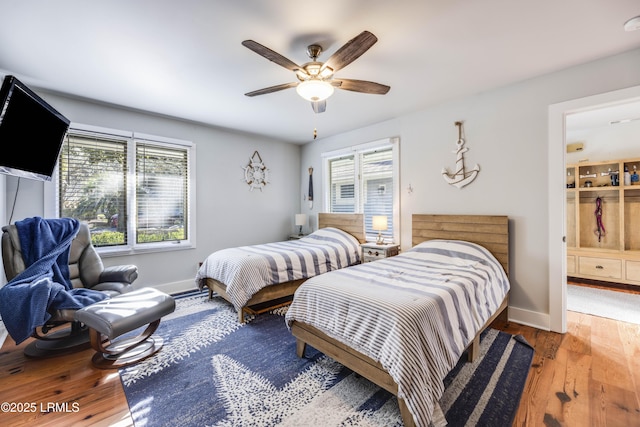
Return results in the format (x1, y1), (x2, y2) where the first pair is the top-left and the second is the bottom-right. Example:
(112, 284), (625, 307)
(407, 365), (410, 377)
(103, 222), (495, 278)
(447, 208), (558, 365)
(321, 137), (395, 158)
(135, 279), (196, 295)
(321, 154), (330, 212)
(547, 85), (640, 334)
(547, 102), (566, 333)
(187, 141), (197, 248)
(134, 132), (193, 147)
(126, 137), (136, 251)
(43, 178), (57, 218)
(508, 306), (550, 331)
(391, 137), (400, 244)
(69, 122), (132, 138)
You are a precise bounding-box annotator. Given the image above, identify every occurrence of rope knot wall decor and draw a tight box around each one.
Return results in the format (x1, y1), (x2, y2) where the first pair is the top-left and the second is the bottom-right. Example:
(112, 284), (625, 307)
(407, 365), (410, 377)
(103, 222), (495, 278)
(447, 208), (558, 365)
(243, 151), (270, 191)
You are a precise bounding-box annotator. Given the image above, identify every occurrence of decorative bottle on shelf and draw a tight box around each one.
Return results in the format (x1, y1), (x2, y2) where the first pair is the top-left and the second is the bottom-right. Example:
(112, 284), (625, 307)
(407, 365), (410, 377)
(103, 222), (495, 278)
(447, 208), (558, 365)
(610, 170), (619, 186)
(624, 165), (631, 186)
(632, 165), (639, 185)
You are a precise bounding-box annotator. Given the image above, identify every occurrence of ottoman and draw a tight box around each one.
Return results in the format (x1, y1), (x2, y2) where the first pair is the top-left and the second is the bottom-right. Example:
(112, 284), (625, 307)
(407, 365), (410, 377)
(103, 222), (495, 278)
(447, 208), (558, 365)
(75, 287), (175, 369)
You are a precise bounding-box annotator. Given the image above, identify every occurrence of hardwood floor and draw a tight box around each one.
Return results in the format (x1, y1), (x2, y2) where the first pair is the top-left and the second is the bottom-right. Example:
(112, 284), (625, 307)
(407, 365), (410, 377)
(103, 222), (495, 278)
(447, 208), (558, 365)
(493, 311), (640, 427)
(1, 310), (639, 426)
(0, 337), (133, 427)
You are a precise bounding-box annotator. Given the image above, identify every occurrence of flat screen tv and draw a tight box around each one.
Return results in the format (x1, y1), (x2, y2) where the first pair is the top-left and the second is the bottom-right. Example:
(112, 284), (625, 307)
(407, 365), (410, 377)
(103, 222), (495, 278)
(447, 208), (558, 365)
(0, 75), (70, 181)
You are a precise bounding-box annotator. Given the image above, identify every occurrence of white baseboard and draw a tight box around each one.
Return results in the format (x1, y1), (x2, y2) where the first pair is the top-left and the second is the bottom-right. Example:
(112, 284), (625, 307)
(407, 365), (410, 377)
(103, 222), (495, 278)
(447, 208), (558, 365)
(137, 279), (198, 296)
(508, 306), (550, 331)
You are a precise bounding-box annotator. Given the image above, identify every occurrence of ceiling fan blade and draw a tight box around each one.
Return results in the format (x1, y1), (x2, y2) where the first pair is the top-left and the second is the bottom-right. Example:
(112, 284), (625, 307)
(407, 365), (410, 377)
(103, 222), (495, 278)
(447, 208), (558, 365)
(311, 100), (326, 114)
(322, 31), (378, 73)
(245, 82), (298, 97)
(242, 40), (302, 72)
(333, 78), (390, 95)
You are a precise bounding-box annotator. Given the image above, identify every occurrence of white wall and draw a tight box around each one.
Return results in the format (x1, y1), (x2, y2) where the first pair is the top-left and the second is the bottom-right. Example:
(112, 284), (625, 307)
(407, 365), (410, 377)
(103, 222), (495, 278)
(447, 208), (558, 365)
(301, 47), (640, 330)
(2, 95), (302, 294)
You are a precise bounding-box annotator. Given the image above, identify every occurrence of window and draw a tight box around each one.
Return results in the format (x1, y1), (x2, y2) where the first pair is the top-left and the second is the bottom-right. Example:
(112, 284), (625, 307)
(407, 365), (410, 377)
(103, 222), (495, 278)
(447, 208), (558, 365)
(324, 138), (399, 243)
(50, 124), (195, 253)
(135, 141), (189, 245)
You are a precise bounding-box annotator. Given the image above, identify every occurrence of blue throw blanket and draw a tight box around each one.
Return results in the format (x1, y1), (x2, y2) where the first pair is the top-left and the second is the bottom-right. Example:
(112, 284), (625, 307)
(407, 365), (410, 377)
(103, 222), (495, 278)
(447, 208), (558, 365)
(0, 217), (108, 344)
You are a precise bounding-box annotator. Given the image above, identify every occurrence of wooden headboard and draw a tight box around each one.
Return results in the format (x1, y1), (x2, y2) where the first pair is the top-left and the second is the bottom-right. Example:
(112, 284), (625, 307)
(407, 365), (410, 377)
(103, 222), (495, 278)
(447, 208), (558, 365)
(318, 213), (366, 243)
(412, 214), (509, 276)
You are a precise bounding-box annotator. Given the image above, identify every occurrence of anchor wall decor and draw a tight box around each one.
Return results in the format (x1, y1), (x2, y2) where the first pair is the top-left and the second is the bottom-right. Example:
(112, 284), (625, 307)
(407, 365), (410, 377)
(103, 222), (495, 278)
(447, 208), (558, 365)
(442, 121), (480, 189)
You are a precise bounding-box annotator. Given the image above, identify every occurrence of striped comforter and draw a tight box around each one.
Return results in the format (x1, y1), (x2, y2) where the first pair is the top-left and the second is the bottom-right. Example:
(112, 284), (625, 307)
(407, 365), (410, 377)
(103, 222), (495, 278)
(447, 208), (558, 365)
(195, 227), (361, 311)
(285, 239), (510, 427)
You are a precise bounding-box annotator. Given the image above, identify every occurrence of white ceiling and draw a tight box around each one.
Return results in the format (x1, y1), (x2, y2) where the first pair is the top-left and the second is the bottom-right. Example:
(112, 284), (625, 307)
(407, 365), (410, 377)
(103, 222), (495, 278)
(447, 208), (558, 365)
(566, 100), (640, 141)
(1, 1), (639, 144)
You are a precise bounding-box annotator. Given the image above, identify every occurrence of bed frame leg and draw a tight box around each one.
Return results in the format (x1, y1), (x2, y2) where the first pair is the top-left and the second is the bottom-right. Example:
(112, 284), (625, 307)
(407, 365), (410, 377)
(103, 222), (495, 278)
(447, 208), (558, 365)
(295, 338), (306, 358)
(398, 398), (416, 427)
(468, 335), (480, 362)
(238, 309), (245, 323)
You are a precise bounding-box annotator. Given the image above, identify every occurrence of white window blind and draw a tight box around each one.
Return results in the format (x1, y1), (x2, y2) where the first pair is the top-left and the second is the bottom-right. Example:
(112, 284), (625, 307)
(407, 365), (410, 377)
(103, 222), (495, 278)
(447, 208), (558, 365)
(136, 142), (188, 243)
(58, 134), (128, 246)
(361, 148), (394, 241)
(329, 156), (355, 212)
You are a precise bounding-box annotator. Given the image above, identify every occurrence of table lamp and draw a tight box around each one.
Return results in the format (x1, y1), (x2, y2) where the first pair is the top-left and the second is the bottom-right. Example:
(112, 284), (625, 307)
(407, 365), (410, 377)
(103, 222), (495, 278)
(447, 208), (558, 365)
(295, 214), (307, 236)
(372, 215), (388, 245)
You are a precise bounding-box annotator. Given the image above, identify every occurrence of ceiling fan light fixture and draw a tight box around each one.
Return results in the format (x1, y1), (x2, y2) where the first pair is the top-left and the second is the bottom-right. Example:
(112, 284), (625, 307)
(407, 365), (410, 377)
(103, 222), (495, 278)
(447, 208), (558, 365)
(296, 80), (334, 102)
(624, 15), (640, 31)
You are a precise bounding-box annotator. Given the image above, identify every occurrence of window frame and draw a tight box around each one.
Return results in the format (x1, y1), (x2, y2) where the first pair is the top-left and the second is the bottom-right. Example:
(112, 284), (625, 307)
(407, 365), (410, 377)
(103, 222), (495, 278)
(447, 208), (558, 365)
(44, 123), (196, 256)
(322, 137), (400, 244)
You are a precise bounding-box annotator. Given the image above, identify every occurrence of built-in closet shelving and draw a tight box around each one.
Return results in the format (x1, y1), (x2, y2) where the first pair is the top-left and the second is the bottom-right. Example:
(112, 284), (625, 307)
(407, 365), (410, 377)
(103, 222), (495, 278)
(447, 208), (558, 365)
(566, 157), (640, 286)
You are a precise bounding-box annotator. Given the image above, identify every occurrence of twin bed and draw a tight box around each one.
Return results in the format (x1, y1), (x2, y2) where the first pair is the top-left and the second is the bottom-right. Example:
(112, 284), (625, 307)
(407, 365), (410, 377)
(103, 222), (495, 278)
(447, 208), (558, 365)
(196, 213), (365, 322)
(197, 213), (510, 427)
(286, 214), (510, 427)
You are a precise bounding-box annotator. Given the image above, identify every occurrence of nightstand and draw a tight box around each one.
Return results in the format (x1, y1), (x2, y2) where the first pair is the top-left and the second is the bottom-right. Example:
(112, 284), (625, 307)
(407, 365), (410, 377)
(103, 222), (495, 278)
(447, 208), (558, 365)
(361, 243), (400, 263)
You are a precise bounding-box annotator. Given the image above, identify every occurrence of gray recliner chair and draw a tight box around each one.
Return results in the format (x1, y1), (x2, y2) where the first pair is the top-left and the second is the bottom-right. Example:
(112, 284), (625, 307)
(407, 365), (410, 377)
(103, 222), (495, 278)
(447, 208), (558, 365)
(1, 222), (138, 357)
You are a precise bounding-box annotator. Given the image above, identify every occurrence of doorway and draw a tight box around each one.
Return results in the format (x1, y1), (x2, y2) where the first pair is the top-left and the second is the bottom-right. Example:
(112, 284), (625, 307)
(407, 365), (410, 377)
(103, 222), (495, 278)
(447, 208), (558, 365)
(564, 102), (640, 321)
(548, 85), (640, 333)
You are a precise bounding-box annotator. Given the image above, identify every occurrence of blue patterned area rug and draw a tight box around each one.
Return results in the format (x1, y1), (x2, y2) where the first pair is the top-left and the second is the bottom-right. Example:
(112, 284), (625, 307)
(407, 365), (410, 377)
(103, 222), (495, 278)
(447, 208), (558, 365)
(119, 292), (533, 427)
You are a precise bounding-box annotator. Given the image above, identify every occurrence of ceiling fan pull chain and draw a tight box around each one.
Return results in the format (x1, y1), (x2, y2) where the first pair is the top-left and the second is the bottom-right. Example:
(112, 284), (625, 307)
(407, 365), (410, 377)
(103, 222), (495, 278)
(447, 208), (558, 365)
(313, 112), (318, 140)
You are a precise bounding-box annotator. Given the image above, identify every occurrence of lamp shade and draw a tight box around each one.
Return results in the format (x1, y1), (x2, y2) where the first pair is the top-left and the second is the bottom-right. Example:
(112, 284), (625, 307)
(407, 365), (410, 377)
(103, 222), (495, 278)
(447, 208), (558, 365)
(372, 215), (388, 231)
(295, 214), (307, 226)
(296, 80), (334, 102)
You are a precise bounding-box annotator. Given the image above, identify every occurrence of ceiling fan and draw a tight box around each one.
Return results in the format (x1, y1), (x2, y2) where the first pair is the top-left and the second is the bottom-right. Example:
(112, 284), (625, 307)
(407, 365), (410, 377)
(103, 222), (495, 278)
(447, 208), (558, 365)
(242, 31), (390, 113)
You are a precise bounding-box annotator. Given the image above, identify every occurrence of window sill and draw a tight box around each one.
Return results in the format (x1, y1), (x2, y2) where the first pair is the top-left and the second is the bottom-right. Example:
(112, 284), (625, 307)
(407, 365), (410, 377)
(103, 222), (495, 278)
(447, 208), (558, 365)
(97, 241), (194, 258)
